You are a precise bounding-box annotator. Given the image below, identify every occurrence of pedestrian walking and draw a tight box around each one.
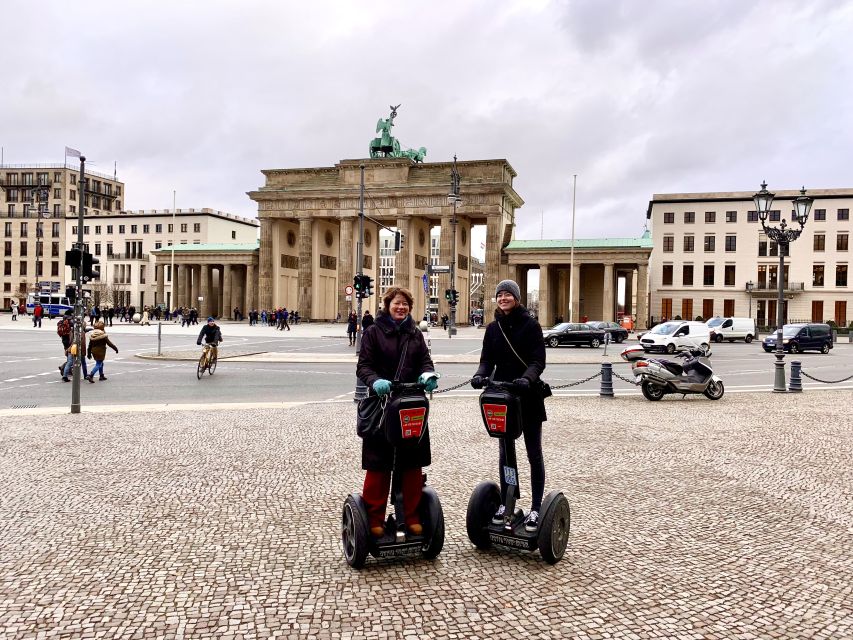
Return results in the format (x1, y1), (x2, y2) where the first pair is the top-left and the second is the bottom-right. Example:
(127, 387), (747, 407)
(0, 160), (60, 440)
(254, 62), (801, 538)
(10, 302), (18, 321)
(282, 308), (291, 331)
(141, 307), (150, 326)
(33, 303), (43, 328)
(362, 310), (374, 329)
(86, 321), (118, 382)
(347, 312), (358, 346)
(107, 306), (114, 326)
(62, 321), (90, 382)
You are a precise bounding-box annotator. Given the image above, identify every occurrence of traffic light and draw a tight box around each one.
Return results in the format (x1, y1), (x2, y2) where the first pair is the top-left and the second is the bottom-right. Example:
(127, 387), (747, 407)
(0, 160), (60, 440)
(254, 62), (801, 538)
(82, 252), (100, 282)
(65, 285), (77, 304)
(363, 275), (374, 298)
(394, 231), (405, 252)
(444, 288), (452, 302)
(64, 248), (81, 268)
(450, 289), (459, 306)
(353, 274), (364, 295)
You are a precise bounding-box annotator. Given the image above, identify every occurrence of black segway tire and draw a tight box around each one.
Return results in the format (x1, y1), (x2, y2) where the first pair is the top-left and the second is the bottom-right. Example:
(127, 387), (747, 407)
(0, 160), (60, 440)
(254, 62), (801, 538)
(342, 494), (370, 569)
(420, 487), (445, 560)
(537, 490), (571, 564)
(466, 481), (501, 550)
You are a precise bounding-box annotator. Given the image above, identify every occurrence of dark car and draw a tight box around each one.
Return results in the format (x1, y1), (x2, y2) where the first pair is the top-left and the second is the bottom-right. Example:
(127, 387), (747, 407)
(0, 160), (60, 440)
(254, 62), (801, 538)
(543, 322), (606, 348)
(587, 321), (629, 343)
(762, 323), (833, 354)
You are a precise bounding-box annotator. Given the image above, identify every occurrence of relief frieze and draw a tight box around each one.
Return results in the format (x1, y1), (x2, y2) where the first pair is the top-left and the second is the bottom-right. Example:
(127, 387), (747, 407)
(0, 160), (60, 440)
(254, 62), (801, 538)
(259, 193), (493, 212)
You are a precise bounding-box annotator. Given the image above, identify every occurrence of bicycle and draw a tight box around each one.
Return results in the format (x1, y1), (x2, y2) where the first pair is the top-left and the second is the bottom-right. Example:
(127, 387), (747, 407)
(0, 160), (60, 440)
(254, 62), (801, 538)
(197, 342), (219, 379)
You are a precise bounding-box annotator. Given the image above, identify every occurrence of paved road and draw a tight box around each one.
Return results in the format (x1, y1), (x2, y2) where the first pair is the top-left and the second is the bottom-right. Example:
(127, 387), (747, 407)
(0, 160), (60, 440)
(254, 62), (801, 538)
(1, 321), (852, 409)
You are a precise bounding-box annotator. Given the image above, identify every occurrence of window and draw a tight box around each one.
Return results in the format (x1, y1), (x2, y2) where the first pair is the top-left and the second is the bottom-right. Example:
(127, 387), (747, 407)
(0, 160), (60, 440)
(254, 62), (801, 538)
(704, 235), (715, 252)
(119, 225), (125, 234)
(705, 211), (716, 223)
(836, 265), (848, 287)
(70, 190), (76, 200)
(52, 222), (60, 237)
(231, 230), (236, 240)
(814, 234), (826, 251)
(53, 204), (60, 216)
(683, 235), (694, 252)
(3, 261), (10, 276)
(19, 261), (27, 275)
(193, 240), (201, 245)
(6, 188), (18, 202)
(168, 224), (173, 233)
(725, 235), (736, 252)
(723, 299), (735, 317)
(682, 264), (694, 286)
(22, 173), (33, 185)
(838, 208), (850, 221)
(180, 223), (187, 232)
(69, 205), (75, 213)
(51, 261), (59, 277)
(6, 173), (18, 185)
(7, 204), (14, 216)
(814, 209), (826, 221)
(684, 212), (695, 224)
(19, 241), (27, 256)
(838, 234), (849, 251)
(663, 212), (675, 224)
(83, 226), (89, 235)
(107, 225), (113, 234)
(663, 236), (674, 252)
(54, 172), (61, 182)
(681, 298), (693, 320)
(140, 265), (146, 284)
(94, 243), (101, 256)
(813, 264), (825, 287)
(726, 211), (737, 223)
(769, 210), (781, 222)
(4, 222), (11, 237)
(131, 224), (137, 234)
(703, 265), (715, 286)
(661, 298), (673, 319)
(155, 224), (162, 233)
(4, 241), (10, 254)
(53, 188), (60, 199)
(662, 265), (673, 285)
(155, 241), (162, 249)
(20, 222), (27, 236)
(724, 265), (736, 286)
(52, 241), (59, 257)
(703, 299), (714, 319)
(193, 223), (201, 232)
(107, 243), (113, 256)
(143, 224), (150, 234)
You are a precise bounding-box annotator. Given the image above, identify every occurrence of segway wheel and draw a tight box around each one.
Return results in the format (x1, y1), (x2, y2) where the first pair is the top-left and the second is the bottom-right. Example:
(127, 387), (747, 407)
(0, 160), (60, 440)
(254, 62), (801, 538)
(466, 481), (501, 550)
(419, 487), (445, 560)
(342, 494), (370, 569)
(537, 491), (571, 565)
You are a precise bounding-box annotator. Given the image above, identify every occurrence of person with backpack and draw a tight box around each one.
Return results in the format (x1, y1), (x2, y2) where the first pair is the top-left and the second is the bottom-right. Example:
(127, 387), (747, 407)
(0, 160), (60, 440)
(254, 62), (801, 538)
(57, 312), (73, 377)
(61, 318), (91, 383)
(86, 321), (118, 382)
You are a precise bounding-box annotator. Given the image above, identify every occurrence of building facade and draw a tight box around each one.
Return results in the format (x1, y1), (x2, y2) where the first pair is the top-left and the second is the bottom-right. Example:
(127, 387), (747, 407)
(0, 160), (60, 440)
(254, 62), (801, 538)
(647, 189), (853, 327)
(1, 164), (125, 309)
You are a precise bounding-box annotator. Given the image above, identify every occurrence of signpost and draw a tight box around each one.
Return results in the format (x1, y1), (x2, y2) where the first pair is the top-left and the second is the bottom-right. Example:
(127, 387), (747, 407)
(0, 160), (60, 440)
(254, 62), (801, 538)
(344, 285), (354, 296)
(431, 265), (450, 274)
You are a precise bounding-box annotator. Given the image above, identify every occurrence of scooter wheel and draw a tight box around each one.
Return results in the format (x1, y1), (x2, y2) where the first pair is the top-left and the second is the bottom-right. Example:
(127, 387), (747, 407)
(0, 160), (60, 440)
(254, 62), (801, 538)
(466, 481), (501, 550)
(419, 487), (445, 560)
(538, 491), (571, 564)
(641, 381), (666, 401)
(342, 494), (370, 569)
(703, 379), (725, 400)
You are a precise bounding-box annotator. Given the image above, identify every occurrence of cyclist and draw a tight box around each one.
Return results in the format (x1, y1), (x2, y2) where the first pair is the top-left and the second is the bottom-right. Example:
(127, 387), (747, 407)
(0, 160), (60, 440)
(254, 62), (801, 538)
(197, 316), (222, 365)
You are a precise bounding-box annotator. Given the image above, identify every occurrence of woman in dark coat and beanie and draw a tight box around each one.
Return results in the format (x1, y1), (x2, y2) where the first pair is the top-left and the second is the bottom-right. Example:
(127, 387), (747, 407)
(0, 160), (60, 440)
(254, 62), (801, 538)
(356, 286), (440, 537)
(471, 279), (547, 531)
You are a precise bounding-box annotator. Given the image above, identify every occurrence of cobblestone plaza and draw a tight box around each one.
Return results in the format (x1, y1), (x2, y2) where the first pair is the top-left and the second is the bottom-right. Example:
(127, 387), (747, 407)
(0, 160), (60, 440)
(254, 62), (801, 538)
(1, 393), (851, 639)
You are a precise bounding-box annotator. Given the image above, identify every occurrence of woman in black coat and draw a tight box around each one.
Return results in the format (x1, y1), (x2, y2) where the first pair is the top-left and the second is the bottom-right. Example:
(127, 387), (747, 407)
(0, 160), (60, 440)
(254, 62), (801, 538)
(356, 286), (439, 537)
(472, 279), (547, 532)
(346, 312), (358, 346)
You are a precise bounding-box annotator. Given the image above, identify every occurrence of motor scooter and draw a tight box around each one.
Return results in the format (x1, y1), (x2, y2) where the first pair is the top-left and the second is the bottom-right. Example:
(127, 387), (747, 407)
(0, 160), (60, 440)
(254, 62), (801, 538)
(620, 345), (725, 401)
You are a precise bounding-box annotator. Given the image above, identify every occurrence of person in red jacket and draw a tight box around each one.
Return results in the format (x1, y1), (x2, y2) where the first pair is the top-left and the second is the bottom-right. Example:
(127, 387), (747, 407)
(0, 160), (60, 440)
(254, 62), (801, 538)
(33, 303), (43, 328)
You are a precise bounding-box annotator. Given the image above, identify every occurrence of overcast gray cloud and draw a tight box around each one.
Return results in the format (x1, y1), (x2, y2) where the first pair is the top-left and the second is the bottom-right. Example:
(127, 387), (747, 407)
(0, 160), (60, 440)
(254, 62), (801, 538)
(1, 0), (850, 246)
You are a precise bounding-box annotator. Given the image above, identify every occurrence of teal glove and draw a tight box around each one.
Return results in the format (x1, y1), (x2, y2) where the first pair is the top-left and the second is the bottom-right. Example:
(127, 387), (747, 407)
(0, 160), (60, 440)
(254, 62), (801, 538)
(418, 372), (440, 393)
(373, 379), (392, 396)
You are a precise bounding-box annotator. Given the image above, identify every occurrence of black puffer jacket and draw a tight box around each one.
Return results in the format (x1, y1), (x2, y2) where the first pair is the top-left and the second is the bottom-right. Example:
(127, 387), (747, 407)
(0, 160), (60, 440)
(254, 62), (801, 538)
(356, 312), (435, 471)
(474, 305), (547, 422)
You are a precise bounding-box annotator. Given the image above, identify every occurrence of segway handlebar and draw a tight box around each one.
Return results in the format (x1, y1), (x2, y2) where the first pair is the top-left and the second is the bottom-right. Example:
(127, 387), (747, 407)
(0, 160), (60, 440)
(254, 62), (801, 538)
(485, 380), (525, 393)
(390, 381), (427, 393)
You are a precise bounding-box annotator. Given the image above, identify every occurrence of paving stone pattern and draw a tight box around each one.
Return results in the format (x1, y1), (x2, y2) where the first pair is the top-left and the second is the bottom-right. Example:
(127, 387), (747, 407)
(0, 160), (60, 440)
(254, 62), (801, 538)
(1, 393), (851, 639)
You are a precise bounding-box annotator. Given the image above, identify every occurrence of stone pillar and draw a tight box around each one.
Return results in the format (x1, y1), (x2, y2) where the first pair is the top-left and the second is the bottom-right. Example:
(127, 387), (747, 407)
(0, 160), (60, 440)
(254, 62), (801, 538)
(338, 217), (354, 320)
(603, 262), (615, 322)
(222, 264), (232, 320)
(483, 215), (503, 321)
(200, 264), (210, 318)
(183, 264), (192, 308)
(155, 264), (164, 306)
(172, 265), (180, 311)
(637, 262), (649, 330)
(259, 218), (273, 312)
(243, 266), (252, 316)
(297, 217), (313, 320)
(570, 264), (581, 323)
(249, 264), (258, 311)
(189, 265), (197, 311)
(395, 217), (411, 289)
(538, 265), (552, 328)
(438, 216), (453, 318)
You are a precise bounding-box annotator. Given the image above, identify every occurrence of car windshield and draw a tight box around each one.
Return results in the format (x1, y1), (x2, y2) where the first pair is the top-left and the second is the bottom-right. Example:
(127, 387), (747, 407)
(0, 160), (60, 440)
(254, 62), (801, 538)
(650, 322), (679, 335)
(548, 323), (571, 332)
(706, 317), (724, 327)
(782, 325), (803, 337)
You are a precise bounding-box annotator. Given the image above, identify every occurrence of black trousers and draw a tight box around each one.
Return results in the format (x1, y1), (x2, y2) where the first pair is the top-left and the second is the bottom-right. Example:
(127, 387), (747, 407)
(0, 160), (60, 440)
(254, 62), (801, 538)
(499, 419), (545, 511)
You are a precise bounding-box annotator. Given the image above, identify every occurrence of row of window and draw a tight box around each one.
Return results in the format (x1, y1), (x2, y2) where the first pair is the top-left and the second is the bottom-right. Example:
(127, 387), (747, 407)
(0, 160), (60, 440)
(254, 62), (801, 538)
(3, 172), (121, 194)
(71, 222), (201, 235)
(4, 222), (62, 237)
(663, 209), (849, 224)
(660, 298), (849, 326)
(3, 241), (62, 257)
(661, 264), (849, 287)
(663, 233), (849, 254)
(3, 260), (60, 277)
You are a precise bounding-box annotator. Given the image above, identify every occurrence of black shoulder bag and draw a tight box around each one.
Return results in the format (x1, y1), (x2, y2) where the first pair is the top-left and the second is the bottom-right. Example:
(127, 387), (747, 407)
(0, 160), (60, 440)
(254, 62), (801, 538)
(497, 322), (552, 399)
(356, 338), (410, 438)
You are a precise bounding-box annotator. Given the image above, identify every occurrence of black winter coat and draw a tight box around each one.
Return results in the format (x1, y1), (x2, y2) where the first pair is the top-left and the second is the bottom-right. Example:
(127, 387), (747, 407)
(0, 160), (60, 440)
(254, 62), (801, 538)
(474, 305), (547, 422)
(356, 312), (435, 471)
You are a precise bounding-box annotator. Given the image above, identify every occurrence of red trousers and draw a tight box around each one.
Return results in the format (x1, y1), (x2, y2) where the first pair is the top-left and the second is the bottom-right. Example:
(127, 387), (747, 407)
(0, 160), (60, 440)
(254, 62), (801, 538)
(362, 468), (423, 529)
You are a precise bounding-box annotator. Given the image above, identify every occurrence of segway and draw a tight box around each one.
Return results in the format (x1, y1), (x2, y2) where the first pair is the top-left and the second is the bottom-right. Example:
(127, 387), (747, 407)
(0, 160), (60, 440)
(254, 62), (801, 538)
(342, 382), (445, 568)
(466, 380), (570, 564)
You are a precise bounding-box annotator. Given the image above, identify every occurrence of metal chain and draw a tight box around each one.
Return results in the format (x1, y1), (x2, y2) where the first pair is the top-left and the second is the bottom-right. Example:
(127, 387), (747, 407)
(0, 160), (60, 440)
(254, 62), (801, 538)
(550, 371), (602, 389)
(800, 370), (853, 384)
(432, 378), (474, 394)
(612, 370), (641, 386)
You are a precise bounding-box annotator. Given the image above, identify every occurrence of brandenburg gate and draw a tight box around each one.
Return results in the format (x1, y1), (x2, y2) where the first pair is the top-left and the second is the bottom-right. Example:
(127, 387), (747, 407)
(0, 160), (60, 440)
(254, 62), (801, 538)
(248, 157), (524, 321)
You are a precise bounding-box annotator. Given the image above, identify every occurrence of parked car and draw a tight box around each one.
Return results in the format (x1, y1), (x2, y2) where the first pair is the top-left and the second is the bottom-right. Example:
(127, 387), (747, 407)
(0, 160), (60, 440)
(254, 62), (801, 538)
(543, 322), (605, 348)
(762, 323), (833, 354)
(640, 320), (711, 354)
(706, 317), (757, 343)
(587, 321), (629, 343)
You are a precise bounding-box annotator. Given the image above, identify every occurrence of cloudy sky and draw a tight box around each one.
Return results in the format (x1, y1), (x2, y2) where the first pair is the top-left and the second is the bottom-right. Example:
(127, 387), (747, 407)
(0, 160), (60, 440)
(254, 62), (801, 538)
(2, 0), (851, 251)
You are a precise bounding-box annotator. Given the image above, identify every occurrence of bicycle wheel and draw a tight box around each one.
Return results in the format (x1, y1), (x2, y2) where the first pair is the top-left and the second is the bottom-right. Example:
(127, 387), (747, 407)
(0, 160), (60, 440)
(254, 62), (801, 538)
(208, 352), (217, 375)
(197, 353), (206, 380)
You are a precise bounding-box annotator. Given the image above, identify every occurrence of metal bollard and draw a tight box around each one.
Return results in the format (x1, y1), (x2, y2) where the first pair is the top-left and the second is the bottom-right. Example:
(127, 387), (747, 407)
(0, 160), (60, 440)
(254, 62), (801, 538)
(599, 362), (614, 398)
(789, 360), (803, 393)
(157, 321), (162, 356)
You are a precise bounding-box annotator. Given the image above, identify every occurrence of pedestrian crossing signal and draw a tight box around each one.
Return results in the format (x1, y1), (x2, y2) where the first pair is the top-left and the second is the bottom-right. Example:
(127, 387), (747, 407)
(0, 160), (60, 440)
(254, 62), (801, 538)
(353, 274), (374, 298)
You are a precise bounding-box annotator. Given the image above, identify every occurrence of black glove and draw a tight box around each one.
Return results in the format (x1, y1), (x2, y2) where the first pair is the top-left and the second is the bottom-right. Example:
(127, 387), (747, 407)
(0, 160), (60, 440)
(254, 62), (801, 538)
(197, 341), (202, 346)
(471, 375), (486, 389)
(512, 377), (530, 389)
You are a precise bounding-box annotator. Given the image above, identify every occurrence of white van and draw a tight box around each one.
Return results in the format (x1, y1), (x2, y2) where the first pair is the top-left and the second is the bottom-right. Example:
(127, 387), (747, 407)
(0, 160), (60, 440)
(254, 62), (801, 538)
(640, 320), (711, 354)
(706, 317), (757, 343)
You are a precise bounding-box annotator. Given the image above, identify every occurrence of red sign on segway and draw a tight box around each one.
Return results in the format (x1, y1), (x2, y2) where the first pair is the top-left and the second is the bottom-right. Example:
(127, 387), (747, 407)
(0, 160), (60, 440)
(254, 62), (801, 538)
(482, 404), (508, 434)
(399, 407), (426, 439)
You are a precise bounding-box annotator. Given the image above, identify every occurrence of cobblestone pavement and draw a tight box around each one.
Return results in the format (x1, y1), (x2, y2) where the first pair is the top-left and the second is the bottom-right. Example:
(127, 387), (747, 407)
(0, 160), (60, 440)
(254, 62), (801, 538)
(1, 393), (851, 639)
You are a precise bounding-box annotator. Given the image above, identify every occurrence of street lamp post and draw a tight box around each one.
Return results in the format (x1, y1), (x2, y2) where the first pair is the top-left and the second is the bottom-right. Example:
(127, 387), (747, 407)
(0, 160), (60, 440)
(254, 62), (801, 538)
(753, 182), (813, 393)
(745, 280), (754, 321)
(447, 155), (462, 338)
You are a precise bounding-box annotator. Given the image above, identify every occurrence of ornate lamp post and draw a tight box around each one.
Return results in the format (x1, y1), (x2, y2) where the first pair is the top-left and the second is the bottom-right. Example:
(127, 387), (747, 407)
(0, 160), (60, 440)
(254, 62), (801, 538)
(754, 182), (813, 392)
(745, 280), (754, 321)
(447, 155), (462, 338)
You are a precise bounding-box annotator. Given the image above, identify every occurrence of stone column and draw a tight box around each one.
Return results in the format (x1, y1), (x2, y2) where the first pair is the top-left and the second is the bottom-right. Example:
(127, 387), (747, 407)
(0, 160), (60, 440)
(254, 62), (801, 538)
(189, 265), (197, 311)
(395, 217), (411, 289)
(637, 262), (649, 330)
(603, 262), (615, 322)
(538, 265), (552, 328)
(183, 264), (192, 308)
(222, 264), (232, 320)
(155, 264), (164, 306)
(483, 215), (503, 320)
(338, 217), (354, 320)
(438, 216), (453, 318)
(200, 264), (210, 318)
(172, 265), (180, 311)
(243, 266), (252, 315)
(249, 264), (258, 311)
(259, 218), (273, 312)
(297, 217), (313, 320)
(570, 263), (581, 322)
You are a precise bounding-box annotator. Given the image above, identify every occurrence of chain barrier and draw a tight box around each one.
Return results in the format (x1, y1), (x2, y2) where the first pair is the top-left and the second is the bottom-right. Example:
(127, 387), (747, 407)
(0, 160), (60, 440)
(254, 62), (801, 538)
(549, 371), (602, 389)
(612, 370), (641, 386)
(800, 370), (853, 385)
(432, 378), (473, 394)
